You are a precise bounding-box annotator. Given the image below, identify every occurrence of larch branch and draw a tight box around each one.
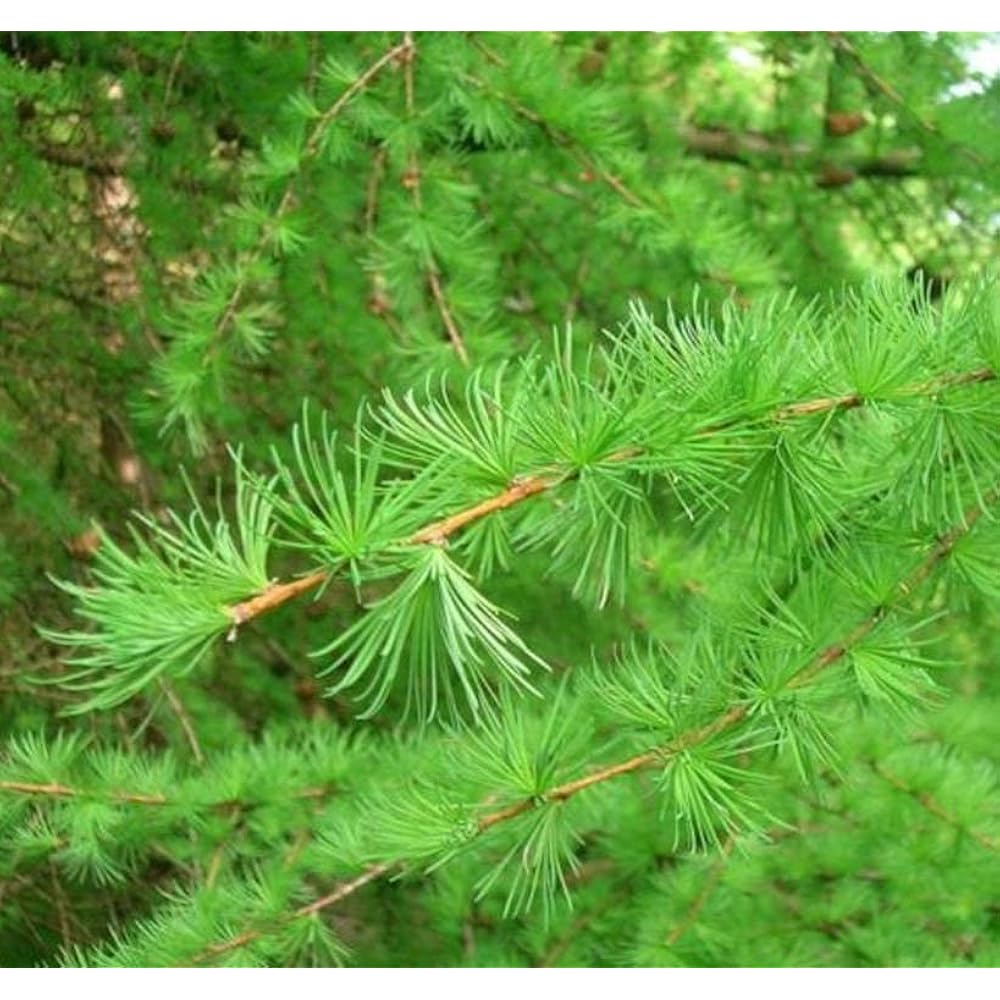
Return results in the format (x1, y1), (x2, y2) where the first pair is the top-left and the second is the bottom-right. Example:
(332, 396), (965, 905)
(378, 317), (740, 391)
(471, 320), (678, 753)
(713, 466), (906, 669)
(0, 776), (335, 811)
(195, 487), (996, 964)
(665, 835), (735, 947)
(871, 761), (1000, 852)
(0, 780), (167, 806)
(481, 483), (998, 829)
(208, 40), (409, 351)
(225, 365), (998, 627)
(189, 862), (395, 965)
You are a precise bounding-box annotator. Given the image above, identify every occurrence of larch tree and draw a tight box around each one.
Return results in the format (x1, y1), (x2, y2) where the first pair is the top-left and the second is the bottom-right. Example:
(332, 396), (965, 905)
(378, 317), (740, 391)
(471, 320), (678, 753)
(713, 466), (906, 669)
(2, 30), (1000, 968)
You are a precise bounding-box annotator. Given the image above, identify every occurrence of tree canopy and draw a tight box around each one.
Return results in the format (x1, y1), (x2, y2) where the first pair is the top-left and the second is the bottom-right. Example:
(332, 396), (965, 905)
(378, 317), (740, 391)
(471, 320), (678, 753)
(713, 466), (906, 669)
(2, 30), (1000, 968)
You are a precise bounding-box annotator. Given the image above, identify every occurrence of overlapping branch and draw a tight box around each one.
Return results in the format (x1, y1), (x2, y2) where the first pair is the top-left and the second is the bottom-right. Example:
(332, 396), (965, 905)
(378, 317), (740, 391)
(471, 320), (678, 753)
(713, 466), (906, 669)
(194, 483), (998, 963)
(678, 123), (921, 187)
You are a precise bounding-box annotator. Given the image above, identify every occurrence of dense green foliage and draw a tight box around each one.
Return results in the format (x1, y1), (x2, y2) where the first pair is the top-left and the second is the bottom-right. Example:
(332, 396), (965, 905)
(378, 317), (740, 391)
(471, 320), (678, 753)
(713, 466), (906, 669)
(3, 30), (1000, 968)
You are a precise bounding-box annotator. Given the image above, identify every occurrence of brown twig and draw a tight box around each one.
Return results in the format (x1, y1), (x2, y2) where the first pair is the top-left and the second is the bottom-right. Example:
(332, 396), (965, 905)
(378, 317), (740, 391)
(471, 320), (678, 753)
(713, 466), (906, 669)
(462, 46), (642, 209)
(678, 123), (921, 185)
(482, 482), (999, 831)
(665, 835), (735, 947)
(226, 472), (559, 626)
(49, 860), (73, 951)
(0, 780), (167, 806)
(364, 146), (387, 235)
(296, 861), (394, 917)
(159, 680), (205, 765)
(361, 144), (410, 348)
(205, 842), (227, 889)
(467, 71), (644, 211)
(160, 32), (191, 113)
(426, 269), (470, 365)
(871, 761), (1000, 852)
(460, 47), (748, 292)
(0, 777), (335, 810)
(477, 704), (750, 832)
(303, 44), (407, 163)
(228, 569), (330, 628)
(227, 474), (558, 624)
(409, 472), (559, 546)
(401, 32), (470, 365)
(189, 861), (394, 965)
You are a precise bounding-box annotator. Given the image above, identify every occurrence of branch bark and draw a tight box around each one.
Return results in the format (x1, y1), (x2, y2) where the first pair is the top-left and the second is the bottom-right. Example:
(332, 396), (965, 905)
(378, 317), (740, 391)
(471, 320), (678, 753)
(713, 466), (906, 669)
(678, 123), (921, 186)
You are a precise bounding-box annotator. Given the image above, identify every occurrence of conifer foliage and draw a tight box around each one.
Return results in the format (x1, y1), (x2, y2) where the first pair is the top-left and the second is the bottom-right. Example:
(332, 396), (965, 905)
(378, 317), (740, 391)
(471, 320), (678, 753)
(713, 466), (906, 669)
(3, 31), (1000, 968)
